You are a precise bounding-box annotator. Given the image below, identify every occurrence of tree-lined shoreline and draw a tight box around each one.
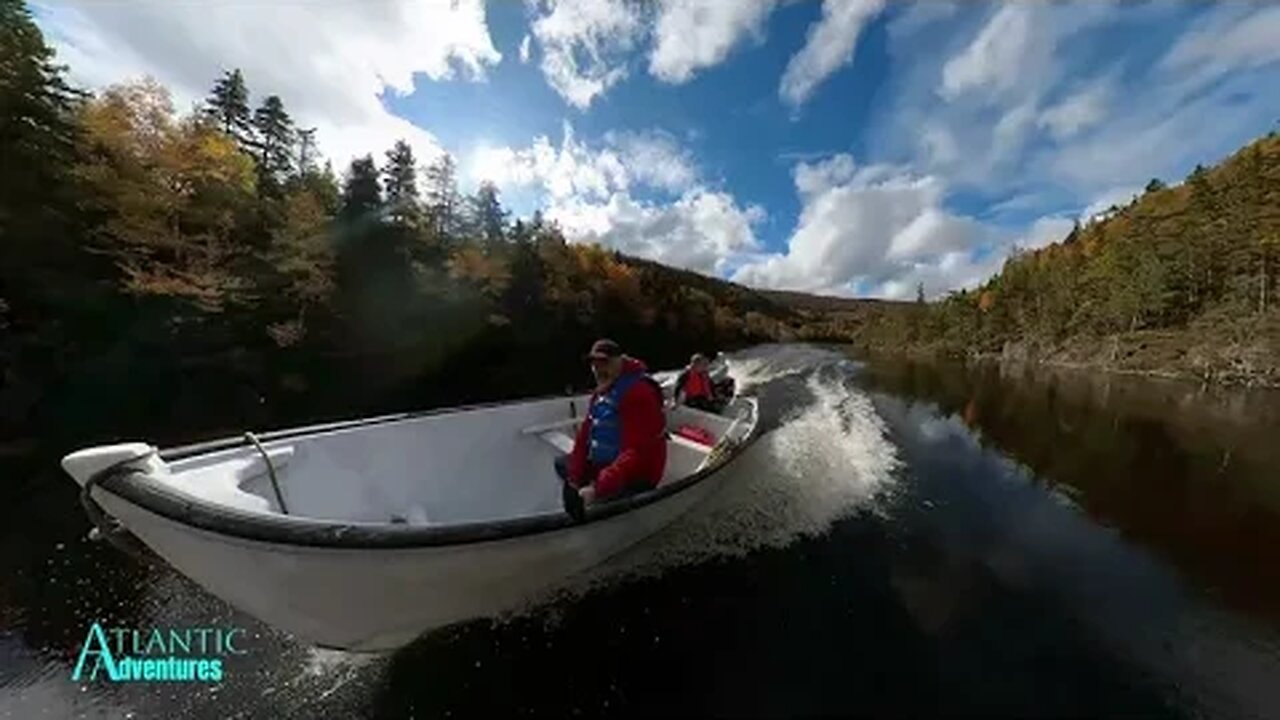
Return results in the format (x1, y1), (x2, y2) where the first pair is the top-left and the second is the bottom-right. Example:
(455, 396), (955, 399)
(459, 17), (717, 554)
(769, 132), (1280, 387)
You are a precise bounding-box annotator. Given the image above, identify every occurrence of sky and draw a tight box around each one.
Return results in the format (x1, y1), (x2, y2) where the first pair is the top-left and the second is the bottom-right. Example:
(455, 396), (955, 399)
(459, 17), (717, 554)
(33, 1), (1280, 300)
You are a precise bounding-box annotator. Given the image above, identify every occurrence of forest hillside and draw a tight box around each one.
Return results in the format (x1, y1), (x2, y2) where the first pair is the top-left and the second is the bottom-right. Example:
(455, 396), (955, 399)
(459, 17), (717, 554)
(0, 0), (803, 474)
(772, 132), (1280, 385)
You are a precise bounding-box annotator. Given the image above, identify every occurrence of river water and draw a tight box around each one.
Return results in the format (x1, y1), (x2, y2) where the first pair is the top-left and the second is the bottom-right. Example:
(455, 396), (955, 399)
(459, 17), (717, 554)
(3, 344), (1280, 718)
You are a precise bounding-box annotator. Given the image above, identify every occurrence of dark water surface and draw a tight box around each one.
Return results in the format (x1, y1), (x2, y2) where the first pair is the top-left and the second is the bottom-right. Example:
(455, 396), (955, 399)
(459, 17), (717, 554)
(3, 345), (1280, 718)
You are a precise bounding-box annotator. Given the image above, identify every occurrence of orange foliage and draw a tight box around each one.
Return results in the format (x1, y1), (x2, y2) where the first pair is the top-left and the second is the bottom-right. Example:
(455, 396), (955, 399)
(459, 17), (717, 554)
(76, 79), (257, 310)
(978, 290), (995, 312)
(447, 245), (511, 298)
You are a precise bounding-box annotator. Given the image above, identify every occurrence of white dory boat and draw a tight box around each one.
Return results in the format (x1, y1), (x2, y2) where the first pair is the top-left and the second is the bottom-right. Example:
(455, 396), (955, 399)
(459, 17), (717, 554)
(61, 390), (759, 651)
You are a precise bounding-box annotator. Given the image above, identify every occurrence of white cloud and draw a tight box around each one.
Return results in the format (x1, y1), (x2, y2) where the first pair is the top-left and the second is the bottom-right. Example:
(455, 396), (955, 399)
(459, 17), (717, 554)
(780, 0), (885, 108)
(872, 0), (1280, 210)
(938, 2), (1119, 105)
(1017, 216), (1076, 251)
(34, 0), (501, 168)
(793, 153), (858, 196)
(918, 124), (960, 166)
(871, 250), (1004, 301)
(729, 153), (1102, 300)
(469, 125), (759, 275)
(1042, 68), (1270, 196)
(519, 34), (533, 64)
(550, 190), (764, 275)
(604, 130), (700, 193)
(469, 123), (696, 201)
(527, 0), (883, 108)
(649, 0), (779, 84)
(872, 214), (1082, 300)
(1161, 5), (1280, 85)
(939, 4), (1039, 101)
(1038, 82), (1111, 140)
(991, 101), (1038, 169)
(867, 215), (1071, 299)
(528, 0), (643, 109)
(1022, 8), (1280, 199)
(1079, 186), (1142, 223)
(733, 155), (982, 297)
(873, 3), (1089, 190)
(888, 1), (958, 39)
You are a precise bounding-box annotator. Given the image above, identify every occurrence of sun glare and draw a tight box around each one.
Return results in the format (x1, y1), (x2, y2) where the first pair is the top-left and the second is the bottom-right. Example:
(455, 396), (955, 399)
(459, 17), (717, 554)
(468, 143), (513, 187)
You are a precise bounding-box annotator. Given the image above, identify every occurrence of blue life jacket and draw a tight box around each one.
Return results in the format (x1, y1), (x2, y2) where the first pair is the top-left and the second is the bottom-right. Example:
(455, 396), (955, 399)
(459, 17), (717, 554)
(587, 372), (644, 465)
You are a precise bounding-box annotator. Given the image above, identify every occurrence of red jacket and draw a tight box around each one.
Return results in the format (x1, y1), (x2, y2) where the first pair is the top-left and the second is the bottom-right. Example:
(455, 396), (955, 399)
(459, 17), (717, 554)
(682, 367), (713, 399)
(569, 357), (668, 500)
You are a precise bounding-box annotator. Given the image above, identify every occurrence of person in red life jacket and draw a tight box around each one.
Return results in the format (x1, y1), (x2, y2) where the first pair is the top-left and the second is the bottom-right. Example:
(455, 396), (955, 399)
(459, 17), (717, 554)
(674, 353), (717, 412)
(554, 339), (668, 520)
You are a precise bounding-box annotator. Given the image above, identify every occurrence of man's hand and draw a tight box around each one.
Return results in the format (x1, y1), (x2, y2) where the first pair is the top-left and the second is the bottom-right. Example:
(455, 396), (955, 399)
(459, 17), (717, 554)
(579, 486), (597, 505)
(562, 480), (585, 522)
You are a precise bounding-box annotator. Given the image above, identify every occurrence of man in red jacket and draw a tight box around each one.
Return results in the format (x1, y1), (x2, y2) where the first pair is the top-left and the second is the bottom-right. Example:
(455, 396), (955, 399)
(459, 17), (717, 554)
(674, 353), (717, 412)
(554, 339), (668, 520)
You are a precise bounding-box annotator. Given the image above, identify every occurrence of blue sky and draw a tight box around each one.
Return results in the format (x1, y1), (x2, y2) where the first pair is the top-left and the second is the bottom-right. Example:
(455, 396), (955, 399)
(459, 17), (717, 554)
(36, 1), (1280, 299)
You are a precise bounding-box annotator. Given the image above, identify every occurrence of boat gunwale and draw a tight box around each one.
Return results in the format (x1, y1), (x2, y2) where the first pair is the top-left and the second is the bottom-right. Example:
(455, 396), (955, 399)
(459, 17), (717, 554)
(91, 394), (761, 549)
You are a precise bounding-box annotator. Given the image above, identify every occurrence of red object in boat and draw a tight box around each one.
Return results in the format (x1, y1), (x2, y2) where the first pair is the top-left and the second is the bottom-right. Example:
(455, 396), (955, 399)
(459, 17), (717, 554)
(674, 424), (716, 446)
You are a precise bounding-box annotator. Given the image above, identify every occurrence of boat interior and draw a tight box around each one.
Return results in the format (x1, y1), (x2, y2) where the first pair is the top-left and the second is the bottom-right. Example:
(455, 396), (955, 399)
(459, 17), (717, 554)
(123, 395), (756, 528)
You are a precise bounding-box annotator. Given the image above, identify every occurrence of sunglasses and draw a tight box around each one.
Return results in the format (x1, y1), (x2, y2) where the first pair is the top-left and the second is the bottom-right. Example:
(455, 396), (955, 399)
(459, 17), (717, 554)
(588, 356), (616, 366)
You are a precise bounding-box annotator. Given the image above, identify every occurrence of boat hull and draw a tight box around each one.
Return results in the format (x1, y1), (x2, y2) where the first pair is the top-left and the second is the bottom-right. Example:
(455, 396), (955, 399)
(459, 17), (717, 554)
(93, 460), (732, 651)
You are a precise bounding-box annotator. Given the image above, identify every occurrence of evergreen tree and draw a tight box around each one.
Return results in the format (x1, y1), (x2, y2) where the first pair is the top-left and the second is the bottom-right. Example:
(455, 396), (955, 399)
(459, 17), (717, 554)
(1237, 146), (1280, 313)
(204, 68), (252, 146)
(0, 0), (92, 342)
(382, 140), (420, 224)
(1187, 164), (1225, 307)
(0, 0), (82, 233)
(424, 153), (461, 238)
(1063, 219), (1082, 244)
(287, 160), (340, 216)
(469, 181), (508, 250)
(339, 155), (382, 222)
(252, 95), (294, 193)
(295, 127), (318, 176)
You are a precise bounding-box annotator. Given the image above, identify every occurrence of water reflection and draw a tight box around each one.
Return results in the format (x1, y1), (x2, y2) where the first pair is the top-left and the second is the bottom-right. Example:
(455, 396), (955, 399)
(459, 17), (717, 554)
(855, 355), (1280, 626)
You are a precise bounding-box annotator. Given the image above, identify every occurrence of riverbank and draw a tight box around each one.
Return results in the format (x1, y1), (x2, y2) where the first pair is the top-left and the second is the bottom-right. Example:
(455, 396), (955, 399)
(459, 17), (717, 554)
(854, 310), (1280, 390)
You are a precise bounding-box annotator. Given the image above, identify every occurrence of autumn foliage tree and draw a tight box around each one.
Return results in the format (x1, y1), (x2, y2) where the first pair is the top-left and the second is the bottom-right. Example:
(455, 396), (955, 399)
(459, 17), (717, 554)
(77, 79), (257, 310)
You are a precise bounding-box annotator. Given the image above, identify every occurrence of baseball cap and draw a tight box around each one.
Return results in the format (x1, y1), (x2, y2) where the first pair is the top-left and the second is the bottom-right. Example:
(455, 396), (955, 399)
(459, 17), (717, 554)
(585, 339), (623, 360)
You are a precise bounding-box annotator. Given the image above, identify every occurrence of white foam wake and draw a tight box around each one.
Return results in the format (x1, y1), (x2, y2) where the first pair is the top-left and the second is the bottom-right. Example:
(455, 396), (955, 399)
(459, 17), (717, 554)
(635, 371), (897, 562)
(725, 344), (838, 393)
(516, 366), (902, 615)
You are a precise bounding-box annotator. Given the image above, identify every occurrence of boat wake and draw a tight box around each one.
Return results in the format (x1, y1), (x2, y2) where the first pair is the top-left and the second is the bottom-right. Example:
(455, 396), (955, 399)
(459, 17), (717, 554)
(603, 362), (897, 571)
(725, 343), (841, 393)
(506, 347), (900, 624)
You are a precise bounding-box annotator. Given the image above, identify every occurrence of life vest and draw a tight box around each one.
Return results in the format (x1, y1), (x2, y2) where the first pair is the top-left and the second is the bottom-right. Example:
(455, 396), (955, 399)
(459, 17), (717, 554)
(587, 372), (644, 465)
(683, 368), (713, 399)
